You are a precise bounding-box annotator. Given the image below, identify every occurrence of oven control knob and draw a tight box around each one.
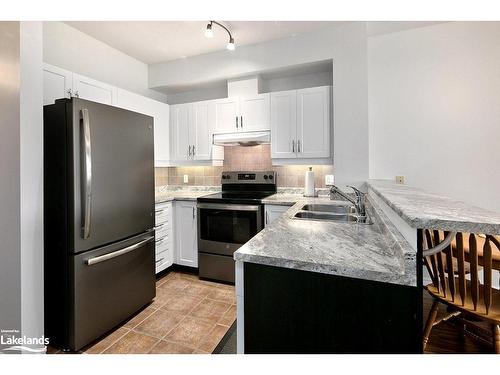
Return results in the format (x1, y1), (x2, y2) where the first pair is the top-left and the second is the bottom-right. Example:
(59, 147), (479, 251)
(263, 175), (268, 180)
(226, 175), (231, 179)
(222, 175), (227, 179)
(268, 175), (274, 180)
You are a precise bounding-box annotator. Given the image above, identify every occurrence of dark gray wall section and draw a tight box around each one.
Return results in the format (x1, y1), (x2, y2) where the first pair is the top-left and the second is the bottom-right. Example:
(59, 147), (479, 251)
(0, 22), (21, 340)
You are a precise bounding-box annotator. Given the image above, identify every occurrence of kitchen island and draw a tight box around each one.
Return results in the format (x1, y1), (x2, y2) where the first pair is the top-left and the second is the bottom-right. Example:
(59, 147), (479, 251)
(234, 180), (500, 353)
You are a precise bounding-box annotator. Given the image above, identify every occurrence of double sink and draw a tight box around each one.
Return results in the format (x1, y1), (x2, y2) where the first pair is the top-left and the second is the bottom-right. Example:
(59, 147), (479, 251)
(293, 203), (372, 224)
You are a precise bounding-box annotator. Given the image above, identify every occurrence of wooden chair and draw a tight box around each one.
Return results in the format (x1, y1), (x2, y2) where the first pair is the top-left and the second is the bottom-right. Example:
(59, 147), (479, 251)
(422, 230), (500, 352)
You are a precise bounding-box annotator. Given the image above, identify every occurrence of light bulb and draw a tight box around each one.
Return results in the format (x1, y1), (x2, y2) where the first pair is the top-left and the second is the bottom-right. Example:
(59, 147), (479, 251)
(226, 37), (235, 51)
(205, 23), (213, 38)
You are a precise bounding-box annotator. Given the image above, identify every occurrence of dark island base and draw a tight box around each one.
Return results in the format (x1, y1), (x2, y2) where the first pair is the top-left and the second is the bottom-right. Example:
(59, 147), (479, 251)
(244, 262), (422, 353)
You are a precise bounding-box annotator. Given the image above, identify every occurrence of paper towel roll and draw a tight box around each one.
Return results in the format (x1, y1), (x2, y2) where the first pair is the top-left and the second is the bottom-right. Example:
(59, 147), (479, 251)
(304, 167), (316, 197)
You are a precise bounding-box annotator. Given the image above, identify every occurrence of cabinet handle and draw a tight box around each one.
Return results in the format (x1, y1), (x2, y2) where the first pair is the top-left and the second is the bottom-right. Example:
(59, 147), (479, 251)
(236, 116), (239, 129)
(192, 206), (195, 219)
(67, 89), (72, 98)
(192, 145), (195, 156)
(297, 140), (301, 153)
(265, 211), (269, 225)
(240, 116), (243, 128)
(74, 91), (79, 98)
(292, 140), (295, 153)
(188, 145), (191, 156)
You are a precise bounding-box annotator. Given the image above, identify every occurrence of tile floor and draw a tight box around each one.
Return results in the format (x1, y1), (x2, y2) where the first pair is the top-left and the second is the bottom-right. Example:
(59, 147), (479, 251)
(48, 270), (236, 354)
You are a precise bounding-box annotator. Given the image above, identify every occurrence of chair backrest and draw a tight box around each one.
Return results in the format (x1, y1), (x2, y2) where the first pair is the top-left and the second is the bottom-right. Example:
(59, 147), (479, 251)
(423, 230), (500, 314)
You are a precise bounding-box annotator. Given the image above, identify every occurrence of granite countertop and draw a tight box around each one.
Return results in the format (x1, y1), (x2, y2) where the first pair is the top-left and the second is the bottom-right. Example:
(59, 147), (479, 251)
(234, 194), (416, 287)
(155, 186), (219, 203)
(367, 180), (500, 235)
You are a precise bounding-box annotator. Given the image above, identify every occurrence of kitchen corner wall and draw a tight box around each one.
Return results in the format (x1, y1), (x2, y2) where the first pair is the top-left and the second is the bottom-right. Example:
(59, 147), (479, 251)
(155, 145), (334, 188)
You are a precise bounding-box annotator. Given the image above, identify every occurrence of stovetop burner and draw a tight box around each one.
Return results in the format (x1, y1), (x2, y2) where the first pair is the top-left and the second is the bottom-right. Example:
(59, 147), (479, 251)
(197, 171), (277, 204)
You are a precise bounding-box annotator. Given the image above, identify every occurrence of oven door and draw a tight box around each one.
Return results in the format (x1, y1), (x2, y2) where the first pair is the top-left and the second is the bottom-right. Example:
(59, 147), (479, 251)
(197, 203), (263, 256)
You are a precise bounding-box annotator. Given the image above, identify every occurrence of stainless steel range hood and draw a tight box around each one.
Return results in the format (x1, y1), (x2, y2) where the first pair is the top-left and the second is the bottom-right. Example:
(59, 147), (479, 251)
(213, 131), (271, 147)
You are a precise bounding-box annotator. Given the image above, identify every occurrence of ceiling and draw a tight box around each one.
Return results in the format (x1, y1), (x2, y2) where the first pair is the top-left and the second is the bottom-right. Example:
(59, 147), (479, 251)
(64, 21), (343, 64)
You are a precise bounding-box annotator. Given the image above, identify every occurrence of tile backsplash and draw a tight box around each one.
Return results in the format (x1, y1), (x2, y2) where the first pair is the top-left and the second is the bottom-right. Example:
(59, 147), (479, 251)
(155, 144), (334, 189)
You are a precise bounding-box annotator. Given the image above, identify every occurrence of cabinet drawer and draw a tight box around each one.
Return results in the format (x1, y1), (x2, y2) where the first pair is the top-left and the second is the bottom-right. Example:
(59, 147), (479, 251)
(156, 238), (172, 255)
(155, 219), (171, 233)
(155, 225), (171, 241)
(155, 203), (172, 221)
(155, 252), (171, 274)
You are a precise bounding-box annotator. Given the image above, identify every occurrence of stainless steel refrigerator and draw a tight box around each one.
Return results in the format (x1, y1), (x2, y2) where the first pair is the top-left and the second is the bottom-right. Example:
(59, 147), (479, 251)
(44, 98), (156, 351)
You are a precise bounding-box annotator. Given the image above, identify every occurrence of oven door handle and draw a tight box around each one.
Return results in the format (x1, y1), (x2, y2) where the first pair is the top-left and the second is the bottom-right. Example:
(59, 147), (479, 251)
(197, 203), (261, 211)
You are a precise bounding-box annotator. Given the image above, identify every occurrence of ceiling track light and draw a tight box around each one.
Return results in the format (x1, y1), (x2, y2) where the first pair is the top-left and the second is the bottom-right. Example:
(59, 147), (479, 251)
(205, 21), (236, 51)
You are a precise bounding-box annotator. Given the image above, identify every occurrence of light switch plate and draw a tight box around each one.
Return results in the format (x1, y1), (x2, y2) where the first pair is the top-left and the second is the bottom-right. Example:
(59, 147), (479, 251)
(395, 175), (405, 184)
(183, 174), (189, 183)
(325, 175), (335, 186)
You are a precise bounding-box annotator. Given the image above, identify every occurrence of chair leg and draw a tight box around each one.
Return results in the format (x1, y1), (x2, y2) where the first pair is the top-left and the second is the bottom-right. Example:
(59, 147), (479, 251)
(423, 299), (439, 351)
(493, 325), (500, 354)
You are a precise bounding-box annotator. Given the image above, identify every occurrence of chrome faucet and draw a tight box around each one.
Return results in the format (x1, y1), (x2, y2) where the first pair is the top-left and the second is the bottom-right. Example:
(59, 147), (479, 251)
(329, 185), (366, 217)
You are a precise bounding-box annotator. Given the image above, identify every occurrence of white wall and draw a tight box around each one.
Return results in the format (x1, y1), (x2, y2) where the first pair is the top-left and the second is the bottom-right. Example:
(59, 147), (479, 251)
(368, 22), (500, 212)
(150, 23), (369, 187)
(43, 22), (167, 102)
(0, 21), (44, 353)
(20, 21), (44, 351)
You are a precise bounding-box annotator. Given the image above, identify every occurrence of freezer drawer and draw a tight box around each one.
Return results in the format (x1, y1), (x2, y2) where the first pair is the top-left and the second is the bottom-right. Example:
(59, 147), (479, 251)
(70, 232), (155, 351)
(199, 252), (235, 283)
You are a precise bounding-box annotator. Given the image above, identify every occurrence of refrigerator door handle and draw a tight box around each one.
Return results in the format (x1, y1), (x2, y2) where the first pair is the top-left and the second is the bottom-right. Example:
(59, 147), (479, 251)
(85, 236), (154, 266)
(81, 108), (92, 239)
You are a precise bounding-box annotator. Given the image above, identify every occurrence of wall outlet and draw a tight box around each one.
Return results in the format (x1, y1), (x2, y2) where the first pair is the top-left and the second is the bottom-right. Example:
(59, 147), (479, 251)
(395, 175), (405, 184)
(325, 175), (335, 186)
(183, 174), (189, 183)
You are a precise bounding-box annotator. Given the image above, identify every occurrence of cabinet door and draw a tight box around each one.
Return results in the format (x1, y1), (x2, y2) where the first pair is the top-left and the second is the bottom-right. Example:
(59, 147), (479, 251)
(191, 101), (212, 160)
(43, 63), (72, 105)
(150, 101), (170, 166)
(270, 91), (297, 159)
(72, 73), (116, 105)
(214, 98), (239, 133)
(170, 104), (191, 161)
(174, 201), (198, 268)
(296, 86), (330, 158)
(264, 205), (290, 227)
(239, 93), (271, 131)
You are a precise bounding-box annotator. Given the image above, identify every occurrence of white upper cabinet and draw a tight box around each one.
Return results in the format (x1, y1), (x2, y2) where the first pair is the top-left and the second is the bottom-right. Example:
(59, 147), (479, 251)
(270, 86), (331, 161)
(239, 93), (271, 131)
(213, 94), (270, 133)
(43, 63), (116, 106)
(296, 86), (330, 158)
(170, 104), (191, 161)
(43, 64), (170, 166)
(271, 90), (297, 159)
(191, 101), (212, 160)
(43, 63), (72, 105)
(214, 98), (239, 133)
(72, 73), (116, 105)
(170, 101), (222, 163)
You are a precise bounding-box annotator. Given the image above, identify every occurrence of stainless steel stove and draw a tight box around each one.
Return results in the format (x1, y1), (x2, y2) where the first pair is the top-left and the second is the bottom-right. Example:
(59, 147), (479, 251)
(197, 171), (277, 283)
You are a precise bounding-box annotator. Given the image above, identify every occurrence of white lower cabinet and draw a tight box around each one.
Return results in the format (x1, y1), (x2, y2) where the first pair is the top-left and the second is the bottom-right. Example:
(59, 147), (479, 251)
(155, 202), (174, 274)
(264, 204), (291, 227)
(174, 201), (198, 268)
